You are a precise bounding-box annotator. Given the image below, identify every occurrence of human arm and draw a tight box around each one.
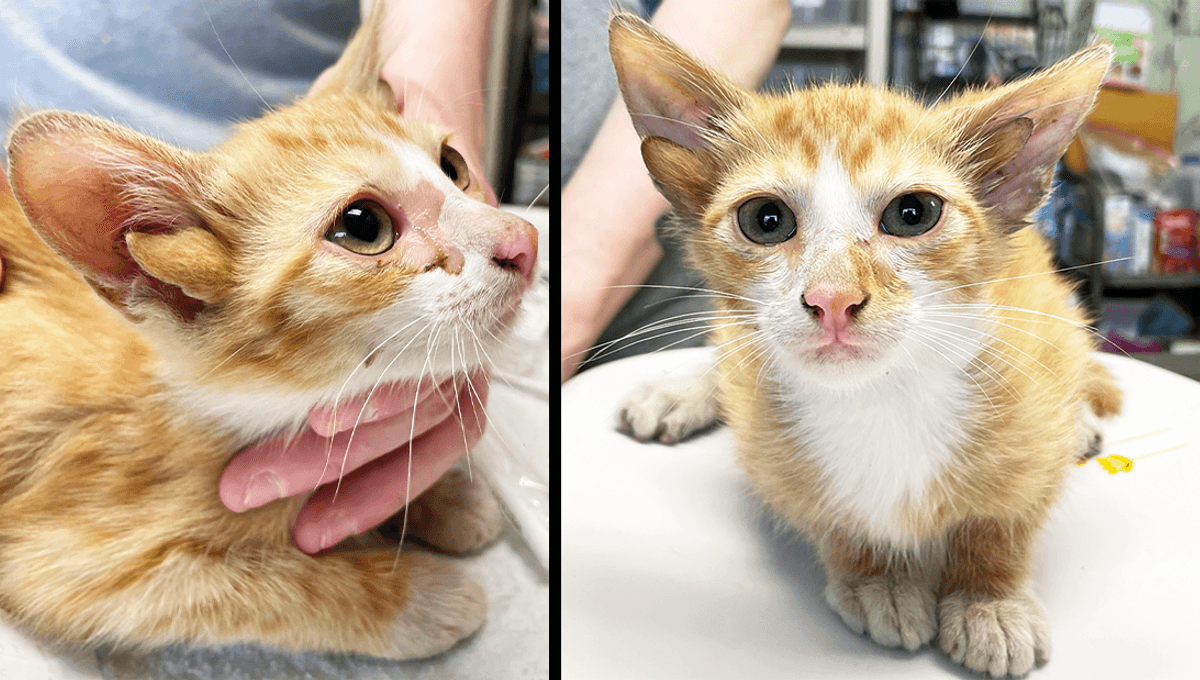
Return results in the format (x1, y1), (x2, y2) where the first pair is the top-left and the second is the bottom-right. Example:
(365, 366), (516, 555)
(560, 0), (792, 382)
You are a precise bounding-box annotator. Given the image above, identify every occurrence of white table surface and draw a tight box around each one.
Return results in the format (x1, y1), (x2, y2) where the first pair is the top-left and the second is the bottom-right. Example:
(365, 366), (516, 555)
(563, 347), (1200, 680)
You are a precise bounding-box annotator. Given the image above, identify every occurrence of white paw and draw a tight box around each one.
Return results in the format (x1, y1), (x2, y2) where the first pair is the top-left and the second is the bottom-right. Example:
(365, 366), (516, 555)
(388, 553), (487, 659)
(938, 589), (1051, 677)
(825, 573), (938, 651)
(616, 371), (719, 444)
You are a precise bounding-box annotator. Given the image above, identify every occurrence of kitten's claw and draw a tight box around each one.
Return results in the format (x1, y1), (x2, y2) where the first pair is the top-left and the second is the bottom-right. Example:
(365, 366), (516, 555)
(825, 572), (938, 651)
(938, 588), (1051, 678)
(616, 371), (720, 445)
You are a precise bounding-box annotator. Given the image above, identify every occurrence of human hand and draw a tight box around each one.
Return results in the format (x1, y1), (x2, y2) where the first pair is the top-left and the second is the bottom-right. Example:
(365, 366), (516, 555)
(219, 372), (490, 554)
(309, 0), (496, 207)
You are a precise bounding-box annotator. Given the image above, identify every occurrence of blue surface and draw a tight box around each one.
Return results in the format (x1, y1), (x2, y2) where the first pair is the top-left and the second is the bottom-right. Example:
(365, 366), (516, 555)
(0, 0), (354, 154)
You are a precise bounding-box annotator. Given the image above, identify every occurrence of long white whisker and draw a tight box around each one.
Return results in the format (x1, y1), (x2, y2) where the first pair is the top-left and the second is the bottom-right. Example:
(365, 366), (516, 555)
(912, 258), (1131, 301)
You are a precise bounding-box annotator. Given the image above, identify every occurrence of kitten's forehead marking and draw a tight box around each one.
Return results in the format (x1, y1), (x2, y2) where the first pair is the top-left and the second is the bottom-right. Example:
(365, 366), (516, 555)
(804, 143), (874, 249)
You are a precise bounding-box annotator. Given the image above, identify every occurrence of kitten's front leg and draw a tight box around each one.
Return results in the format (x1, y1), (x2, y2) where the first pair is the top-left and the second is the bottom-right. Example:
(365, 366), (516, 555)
(388, 464), (503, 554)
(938, 518), (1051, 677)
(617, 366), (721, 444)
(818, 530), (940, 651)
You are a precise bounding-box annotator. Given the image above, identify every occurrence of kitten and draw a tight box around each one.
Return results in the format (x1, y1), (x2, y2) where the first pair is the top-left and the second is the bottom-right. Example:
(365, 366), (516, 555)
(610, 13), (1120, 677)
(0, 1), (536, 660)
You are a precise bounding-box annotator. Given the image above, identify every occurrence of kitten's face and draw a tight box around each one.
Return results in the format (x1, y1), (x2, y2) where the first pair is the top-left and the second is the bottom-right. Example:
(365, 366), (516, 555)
(186, 94), (538, 391)
(609, 12), (1108, 389)
(6, 96), (538, 403)
(687, 88), (1002, 386)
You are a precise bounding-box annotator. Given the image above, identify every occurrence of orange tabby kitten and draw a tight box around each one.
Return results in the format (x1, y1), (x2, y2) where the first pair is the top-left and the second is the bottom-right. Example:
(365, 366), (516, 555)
(611, 13), (1120, 677)
(0, 1), (536, 660)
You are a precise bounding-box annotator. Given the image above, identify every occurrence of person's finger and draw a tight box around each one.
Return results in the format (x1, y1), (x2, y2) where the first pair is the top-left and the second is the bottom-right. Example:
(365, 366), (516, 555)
(308, 377), (454, 437)
(219, 376), (481, 512)
(292, 378), (490, 554)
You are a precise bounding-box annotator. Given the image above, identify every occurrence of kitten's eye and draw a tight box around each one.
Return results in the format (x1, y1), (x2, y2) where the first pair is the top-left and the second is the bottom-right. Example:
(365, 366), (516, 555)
(737, 196), (797, 245)
(439, 145), (470, 191)
(881, 193), (943, 237)
(325, 199), (395, 255)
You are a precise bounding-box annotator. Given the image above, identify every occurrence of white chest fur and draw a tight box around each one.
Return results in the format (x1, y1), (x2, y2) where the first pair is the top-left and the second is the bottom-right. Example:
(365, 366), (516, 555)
(776, 352), (976, 545)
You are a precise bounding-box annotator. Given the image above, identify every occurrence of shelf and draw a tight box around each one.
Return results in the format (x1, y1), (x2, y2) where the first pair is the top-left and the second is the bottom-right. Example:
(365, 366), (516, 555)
(781, 24), (866, 51)
(1122, 352), (1200, 382)
(1103, 273), (1200, 290)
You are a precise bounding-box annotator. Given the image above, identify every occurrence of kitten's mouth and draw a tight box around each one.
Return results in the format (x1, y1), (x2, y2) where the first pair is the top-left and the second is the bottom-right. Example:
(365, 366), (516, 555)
(805, 330), (878, 362)
(810, 341), (875, 362)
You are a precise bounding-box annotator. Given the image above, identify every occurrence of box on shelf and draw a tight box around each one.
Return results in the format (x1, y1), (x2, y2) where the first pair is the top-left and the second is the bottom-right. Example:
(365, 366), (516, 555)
(1102, 192), (1136, 275)
(1153, 208), (1200, 273)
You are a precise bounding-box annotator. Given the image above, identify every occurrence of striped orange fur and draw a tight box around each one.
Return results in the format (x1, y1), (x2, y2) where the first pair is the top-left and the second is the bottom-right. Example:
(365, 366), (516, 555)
(0, 1), (536, 660)
(611, 12), (1120, 677)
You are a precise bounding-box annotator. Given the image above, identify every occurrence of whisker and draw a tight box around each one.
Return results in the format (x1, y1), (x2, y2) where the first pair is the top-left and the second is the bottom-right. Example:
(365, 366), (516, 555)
(912, 258), (1132, 302)
(922, 316), (1060, 379)
(908, 332), (1005, 415)
(918, 323), (1046, 389)
(199, 0), (271, 111)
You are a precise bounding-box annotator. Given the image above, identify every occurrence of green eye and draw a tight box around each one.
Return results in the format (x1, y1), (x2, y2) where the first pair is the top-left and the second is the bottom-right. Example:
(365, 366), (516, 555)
(737, 196), (796, 245)
(881, 193), (943, 237)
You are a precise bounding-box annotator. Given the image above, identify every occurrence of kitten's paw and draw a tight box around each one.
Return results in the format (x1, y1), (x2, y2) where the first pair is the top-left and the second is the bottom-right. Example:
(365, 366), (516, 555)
(388, 467), (503, 554)
(1075, 401), (1104, 461)
(825, 573), (938, 651)
(387, 554), (487, 658)
(938, 589), (1051, 678)
(616, 372), (719, 444)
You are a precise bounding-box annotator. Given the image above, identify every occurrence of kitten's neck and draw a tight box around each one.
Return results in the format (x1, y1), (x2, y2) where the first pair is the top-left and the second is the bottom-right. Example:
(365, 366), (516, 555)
(766, 335), (982, 545)
(166, 362), (468, 448)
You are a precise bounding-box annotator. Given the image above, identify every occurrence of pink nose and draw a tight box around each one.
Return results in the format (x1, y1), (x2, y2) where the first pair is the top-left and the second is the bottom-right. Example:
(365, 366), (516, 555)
(492, 219), (538, 283)
(803, 285), (866, 332)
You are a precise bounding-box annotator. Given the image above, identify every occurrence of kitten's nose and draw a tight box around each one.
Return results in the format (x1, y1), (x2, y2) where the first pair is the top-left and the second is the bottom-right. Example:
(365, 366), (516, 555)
(803, 285), (866, 332)
(492, 219), (538, 284)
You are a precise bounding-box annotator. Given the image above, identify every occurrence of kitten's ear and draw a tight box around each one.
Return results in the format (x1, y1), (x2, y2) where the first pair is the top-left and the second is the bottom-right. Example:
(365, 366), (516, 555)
(308, 0), (395, 110)
(7, 111), (233, 320)
(609, 12), (748, 217)
(608, 12), (747, 148)
(940, 44), (1112, 231)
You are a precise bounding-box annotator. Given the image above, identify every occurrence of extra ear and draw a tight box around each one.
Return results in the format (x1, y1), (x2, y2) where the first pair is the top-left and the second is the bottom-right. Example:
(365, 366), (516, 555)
(6, 111), (233, 321)
(608, 12), (748, 218)
(940, 44), (1112, 231)
(308, 0), (395, 110)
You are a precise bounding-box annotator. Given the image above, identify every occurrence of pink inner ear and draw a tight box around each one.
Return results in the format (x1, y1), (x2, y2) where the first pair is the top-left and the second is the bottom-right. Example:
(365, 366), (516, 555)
(631, 101), (713, 149)
(13, 140), (140, 286)
(621, 64), (720, 150)
(11, 126), (208, 321)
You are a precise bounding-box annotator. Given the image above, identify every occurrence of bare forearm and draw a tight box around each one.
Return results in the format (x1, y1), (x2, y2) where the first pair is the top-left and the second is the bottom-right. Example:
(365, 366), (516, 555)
(561, 99), (669, 382)
(370, 0), (491, 152)
(560, 0), (790, 382)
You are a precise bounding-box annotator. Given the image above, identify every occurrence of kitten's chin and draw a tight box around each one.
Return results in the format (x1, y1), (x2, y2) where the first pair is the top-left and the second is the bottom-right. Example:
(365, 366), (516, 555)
(777, 340), (898, 389)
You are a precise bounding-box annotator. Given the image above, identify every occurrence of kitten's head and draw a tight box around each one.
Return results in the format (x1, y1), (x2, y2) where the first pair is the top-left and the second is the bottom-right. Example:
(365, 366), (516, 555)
(4, 4), (538, 420)
(609, 13), (1108, 388)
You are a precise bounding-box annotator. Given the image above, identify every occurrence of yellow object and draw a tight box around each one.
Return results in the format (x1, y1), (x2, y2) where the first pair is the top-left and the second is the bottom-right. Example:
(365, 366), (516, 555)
(1097, 454), (1134, 474)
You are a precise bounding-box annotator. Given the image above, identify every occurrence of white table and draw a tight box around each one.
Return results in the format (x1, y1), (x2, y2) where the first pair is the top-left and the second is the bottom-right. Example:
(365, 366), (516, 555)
(563, 347), (1200, 679)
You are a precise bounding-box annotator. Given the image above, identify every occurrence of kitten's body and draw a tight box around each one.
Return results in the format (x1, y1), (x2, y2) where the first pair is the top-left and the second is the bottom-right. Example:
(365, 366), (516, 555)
(0, 4), (536, 659)
(611, 13), (1119, 677)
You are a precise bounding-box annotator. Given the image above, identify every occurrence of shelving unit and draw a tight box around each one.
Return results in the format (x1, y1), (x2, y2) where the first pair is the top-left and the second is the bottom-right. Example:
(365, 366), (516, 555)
(772, 0), (890, 86)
